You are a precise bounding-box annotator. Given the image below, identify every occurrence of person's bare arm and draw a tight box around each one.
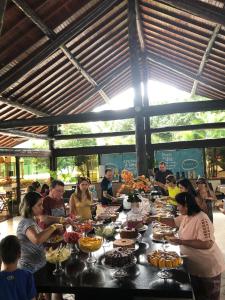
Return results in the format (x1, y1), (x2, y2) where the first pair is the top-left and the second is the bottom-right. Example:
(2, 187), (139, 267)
(153, 180), (167, 191)
(103, 191), (116, 201)
(169, 237), (213, 249)
(37, 215), (66, 225)
(26, 224), (63, 245)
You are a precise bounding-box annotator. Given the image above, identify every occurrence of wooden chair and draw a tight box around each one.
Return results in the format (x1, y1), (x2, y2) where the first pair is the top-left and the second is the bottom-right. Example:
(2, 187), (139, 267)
(0, 195), (8, 214)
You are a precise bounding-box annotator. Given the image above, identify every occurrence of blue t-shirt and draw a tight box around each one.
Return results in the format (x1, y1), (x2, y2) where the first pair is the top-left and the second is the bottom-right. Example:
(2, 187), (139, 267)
(0, 269), (36, 300)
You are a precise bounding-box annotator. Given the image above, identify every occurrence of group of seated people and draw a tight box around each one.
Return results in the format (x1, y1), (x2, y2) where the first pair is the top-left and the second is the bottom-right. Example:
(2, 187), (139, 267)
(0, 169), (225, 300)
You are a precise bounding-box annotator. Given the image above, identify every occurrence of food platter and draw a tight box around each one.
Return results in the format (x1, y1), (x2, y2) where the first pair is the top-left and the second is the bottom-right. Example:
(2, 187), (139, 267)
(138, 225), (148, 232)
(150, 234), (168, 243)
(46, 246), (71, 264)
(101, 256), (137, 269)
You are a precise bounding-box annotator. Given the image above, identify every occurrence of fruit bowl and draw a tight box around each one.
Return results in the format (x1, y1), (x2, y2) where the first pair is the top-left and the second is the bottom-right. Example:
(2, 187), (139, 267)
(46, 246), (71, 264)
(95, 225), (115, 238)
(63, 231), (82, 244)
(78, 236), (102, 253)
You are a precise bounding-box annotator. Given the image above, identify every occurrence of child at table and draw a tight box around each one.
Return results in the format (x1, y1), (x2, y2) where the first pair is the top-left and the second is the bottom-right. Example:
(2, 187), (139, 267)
(0, 235), (37, 300)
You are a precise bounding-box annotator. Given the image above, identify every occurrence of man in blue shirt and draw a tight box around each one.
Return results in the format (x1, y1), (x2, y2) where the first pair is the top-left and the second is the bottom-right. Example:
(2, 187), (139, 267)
(0, 235), (36, 300)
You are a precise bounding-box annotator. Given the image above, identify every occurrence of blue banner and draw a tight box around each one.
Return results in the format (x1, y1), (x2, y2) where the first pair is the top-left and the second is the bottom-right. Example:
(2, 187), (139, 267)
(100, 153), (137, 180)
(155, 148), (204, 178)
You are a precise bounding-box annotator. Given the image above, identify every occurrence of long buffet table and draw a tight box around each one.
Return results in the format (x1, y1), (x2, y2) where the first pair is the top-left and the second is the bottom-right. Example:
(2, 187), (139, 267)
(34, 211), (193, 300)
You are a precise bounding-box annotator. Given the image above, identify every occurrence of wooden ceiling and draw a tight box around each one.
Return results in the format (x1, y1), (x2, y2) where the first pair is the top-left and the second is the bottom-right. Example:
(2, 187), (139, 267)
(0, 0), (225, 147)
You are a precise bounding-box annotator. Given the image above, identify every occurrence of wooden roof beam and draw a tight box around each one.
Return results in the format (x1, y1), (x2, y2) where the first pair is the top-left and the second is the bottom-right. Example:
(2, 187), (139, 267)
(12, 0), (110, 103)
(54, 130), (135, 140)
(53, 137), (225, 156)
(146, 99), (225, 116)
(0, 129), (49, 140)
(62, 60), (130, 114)
(0, 99), (225, 129)
(0, 0), (7, 35)
(153, 138), (225, 151)
(150, 122), (225, 133)
(158, 0), (225, 27)
(54, 144), (136, 157)
(191, 24), (221, 97)
(135, 0), (145, 51)
(146, 51), (225, 94)
(0, 108), (136, 129)
(0, 148), (51, 157)
(0, 0), (119, 93)
(0, 94), (48, 116)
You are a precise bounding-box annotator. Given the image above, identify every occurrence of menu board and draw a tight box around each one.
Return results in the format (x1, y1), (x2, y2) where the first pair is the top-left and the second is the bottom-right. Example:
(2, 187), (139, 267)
(155, 148), (205, 178)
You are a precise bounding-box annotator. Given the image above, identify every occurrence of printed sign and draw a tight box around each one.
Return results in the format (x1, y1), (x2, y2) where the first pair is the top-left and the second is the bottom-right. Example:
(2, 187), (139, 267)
(155, 149), (204, 178)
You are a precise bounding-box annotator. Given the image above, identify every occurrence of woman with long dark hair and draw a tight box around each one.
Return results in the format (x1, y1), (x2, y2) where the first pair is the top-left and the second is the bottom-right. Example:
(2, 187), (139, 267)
(170, 192), (225, 300)
(17, 192), (64, 273)
(17, 192), (65, 300)
(69, 177), (93, 220)
(177, 178), (197, 197)
(195, 177), (216, 222)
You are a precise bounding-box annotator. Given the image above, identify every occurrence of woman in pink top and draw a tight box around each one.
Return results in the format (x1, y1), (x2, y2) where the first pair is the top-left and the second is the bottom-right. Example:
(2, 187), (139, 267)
(170, 192), (225, 300)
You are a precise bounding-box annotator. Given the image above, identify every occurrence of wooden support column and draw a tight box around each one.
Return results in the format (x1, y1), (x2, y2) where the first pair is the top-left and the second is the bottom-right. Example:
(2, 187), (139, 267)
(15, 157), (21, 203)
(128, 0), (146, 175)
(48, 126), (57, 176)
(142, 53), (154, 170)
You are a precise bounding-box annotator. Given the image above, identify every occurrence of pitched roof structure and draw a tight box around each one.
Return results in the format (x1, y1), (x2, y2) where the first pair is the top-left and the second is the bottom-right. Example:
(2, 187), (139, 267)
(0, 0), (225, 147)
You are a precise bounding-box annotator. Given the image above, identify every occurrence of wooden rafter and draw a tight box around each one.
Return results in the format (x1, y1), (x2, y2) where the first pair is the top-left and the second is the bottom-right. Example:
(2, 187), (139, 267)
(158, 0), (225, 27)
(12, 0), (110, 103)
(0, 94), (48, 116)
(191, 24), (221, 97)
(135, 0), (145, 51)
(0, 129), (49, 140)
(0, 0), (7, 35)
(0, 0), (119, 93)
(146, 51), (225, 94)
(63, 61), (130, 114)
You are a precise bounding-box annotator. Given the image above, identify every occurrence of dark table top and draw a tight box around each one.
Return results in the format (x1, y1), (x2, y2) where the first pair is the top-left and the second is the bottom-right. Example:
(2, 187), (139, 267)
(34, 214), (193, 300)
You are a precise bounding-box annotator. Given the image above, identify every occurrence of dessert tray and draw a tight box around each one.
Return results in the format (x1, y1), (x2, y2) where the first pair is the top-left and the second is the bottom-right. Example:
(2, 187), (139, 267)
(147, 250), (183, 279)
(101, 248), (137, 278)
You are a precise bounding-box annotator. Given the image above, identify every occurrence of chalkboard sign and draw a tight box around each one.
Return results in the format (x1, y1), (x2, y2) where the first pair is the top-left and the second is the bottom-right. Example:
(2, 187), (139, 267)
(100, 153), (137, 180)
(155, 149), (204, 178)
